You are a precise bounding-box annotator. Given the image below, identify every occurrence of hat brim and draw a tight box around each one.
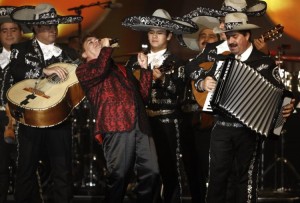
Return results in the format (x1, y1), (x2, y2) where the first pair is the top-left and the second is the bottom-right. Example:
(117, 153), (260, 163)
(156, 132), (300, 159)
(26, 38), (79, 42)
(213, 24), (260, 34)
(180, 16), (219, 51)
(10, 6), (82, 25)
(183, 1), (267, 18)
(122, 15), (198, 35)
(0, 16), (32, 34)
(0, 7), (32, 34)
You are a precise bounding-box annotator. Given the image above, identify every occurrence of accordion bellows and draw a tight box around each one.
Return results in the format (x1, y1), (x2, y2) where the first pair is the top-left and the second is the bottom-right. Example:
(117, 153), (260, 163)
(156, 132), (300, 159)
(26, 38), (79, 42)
(211, 59), (293, 137)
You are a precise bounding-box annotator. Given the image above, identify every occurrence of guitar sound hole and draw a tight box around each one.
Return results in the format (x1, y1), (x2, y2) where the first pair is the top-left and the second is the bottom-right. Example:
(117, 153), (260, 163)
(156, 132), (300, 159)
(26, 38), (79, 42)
(47, 73), (68, 84)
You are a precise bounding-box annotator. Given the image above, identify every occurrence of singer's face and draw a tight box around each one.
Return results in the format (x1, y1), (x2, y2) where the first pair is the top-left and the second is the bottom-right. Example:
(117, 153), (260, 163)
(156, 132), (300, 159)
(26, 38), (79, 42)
(82, 36), (101, 62)
(148, 28), (171, 52)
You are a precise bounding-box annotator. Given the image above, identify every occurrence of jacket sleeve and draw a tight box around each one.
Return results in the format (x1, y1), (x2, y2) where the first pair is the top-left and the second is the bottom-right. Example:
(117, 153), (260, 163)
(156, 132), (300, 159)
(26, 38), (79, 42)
(76, 47), (113, 90)
(138, 69), (152, 102)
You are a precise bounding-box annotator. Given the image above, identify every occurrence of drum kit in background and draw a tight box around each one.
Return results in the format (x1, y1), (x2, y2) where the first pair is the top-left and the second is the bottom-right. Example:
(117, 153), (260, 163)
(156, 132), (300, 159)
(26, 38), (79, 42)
(70, 99), (107, 195)
(259, 50), (300, 194)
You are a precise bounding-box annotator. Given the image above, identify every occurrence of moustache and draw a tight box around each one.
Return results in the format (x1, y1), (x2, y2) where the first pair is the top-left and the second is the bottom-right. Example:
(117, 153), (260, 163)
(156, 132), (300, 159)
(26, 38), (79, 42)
(228, 43), (237, 48)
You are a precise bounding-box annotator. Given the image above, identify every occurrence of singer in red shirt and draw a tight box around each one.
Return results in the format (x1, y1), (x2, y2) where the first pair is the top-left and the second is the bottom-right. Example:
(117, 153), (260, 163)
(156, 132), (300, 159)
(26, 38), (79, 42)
(75, 35), (159, 203)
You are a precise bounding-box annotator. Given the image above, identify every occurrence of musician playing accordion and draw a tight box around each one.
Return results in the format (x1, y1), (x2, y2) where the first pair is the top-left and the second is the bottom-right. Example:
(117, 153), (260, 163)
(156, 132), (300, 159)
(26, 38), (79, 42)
(194, 13), (295, 203)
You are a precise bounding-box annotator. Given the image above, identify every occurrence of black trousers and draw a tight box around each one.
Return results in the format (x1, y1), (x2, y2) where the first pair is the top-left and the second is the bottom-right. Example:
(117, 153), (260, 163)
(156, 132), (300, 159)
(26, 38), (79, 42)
(0, 128), (15, 203)
(102, 122), (159, 203)
(149, 116), (182, 203)
(206, 123), (263, 203)
(181, 111), (212, 203)
(14, 122), (72, 203)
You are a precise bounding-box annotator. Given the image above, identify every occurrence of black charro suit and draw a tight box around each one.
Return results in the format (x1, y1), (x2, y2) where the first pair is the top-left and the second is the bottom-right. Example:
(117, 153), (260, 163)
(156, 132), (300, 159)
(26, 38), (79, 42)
(9, 38), (76, 203)
(202, 44), (285, 203)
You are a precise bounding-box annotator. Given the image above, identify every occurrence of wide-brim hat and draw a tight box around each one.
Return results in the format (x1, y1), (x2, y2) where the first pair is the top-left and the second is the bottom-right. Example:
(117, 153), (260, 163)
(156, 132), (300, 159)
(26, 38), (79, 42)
(220, 0), (267, 17)
(213, 12), (260, 33)
(179, 16), (219, 51)
(10, 3), (83, 25)
(0, 6), (31, 34)
(121, 9), (198, 35)
(182, 0), (267, 18)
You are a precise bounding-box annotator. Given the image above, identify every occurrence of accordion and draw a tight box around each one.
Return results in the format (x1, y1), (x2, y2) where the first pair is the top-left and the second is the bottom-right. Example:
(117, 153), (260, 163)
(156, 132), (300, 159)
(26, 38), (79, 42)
(211, 59), (293, 137)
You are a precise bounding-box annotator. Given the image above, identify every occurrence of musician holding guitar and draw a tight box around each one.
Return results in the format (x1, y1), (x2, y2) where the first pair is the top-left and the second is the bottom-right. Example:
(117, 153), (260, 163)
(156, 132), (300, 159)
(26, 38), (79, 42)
(122, 9), (198, 203)
(177, 14), (220, 203)
(9, 4), (82, 203)
(195, 12), (295, 203)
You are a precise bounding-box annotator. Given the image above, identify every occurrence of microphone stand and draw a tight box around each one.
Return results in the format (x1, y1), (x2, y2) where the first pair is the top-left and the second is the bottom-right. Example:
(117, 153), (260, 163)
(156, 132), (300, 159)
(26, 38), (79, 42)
(68, 1), (112, 38)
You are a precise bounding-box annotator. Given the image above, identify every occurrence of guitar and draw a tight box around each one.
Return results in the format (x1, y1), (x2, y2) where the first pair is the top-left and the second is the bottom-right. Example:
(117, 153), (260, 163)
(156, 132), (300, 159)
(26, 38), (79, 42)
(133, 60), (176, 80)
(4, 104), (16, 144)
(192, 24), (284, 109)
(7, 62), (85, 128)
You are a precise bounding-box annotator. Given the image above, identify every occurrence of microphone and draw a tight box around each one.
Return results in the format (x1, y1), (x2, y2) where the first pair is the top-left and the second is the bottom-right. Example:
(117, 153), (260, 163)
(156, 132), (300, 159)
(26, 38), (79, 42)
(109, 38), (119, 46)
(105, 2), (123, 9)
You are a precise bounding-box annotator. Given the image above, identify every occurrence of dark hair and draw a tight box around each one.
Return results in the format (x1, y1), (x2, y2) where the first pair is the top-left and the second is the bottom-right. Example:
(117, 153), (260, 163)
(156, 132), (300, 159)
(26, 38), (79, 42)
(225, 30), (252, 41)
(0, 22), (22, 31)
(80, 33), (96, 50)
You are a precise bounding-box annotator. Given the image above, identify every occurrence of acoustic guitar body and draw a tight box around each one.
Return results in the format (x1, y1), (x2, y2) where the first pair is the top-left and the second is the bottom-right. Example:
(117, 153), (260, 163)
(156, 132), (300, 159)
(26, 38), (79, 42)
(7, 63), (85, 128)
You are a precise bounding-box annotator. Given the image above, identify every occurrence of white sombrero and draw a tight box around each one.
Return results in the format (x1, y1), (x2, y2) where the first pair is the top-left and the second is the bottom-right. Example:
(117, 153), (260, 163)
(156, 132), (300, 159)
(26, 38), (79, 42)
(213, 12), (260, 33)
(10, 3), (82, 26)
(179, 16), (219, 51)
(121, 9), (198, 35)
(183, 0), (267, 18)
(220, 0), (267, 17)
(0, 6), (31, 33)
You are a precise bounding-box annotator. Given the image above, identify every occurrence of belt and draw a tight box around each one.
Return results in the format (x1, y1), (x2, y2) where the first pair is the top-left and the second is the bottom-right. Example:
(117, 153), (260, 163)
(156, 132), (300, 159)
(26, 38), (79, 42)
(181, 103), (200, 113)
(216, 120), (244, 128)
(146, 109), (175, 117)
(0, 106), (6, 111)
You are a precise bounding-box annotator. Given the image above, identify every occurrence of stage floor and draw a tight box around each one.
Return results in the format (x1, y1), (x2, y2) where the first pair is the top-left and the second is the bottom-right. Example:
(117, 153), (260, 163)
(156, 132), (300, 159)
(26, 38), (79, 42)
(6, 190), (300, 203)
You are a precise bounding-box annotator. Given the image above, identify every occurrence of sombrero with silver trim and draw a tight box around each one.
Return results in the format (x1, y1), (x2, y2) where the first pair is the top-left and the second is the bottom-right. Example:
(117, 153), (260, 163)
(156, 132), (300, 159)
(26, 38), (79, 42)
(121, 9), (198, 35)
(183, 0), (267, 18)
(178, 16), (219, 51)
(0, 6), (31, 33)
(220, 0), (267, 17)
(213, 12), (260, 34)
(10, 3), (82, 25)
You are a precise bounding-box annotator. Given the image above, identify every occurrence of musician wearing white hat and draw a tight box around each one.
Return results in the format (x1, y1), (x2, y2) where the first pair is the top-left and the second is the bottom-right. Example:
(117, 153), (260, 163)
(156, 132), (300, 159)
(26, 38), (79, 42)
(123, 8), (198, 203)
(9, 3), (82, 203)
(198, 12), (295, 203)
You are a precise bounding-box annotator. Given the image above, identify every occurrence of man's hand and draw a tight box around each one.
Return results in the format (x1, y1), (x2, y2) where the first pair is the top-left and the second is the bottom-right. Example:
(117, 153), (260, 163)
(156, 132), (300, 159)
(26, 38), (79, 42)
(254, 37), (269, 55)
(153, 67), (163, 80)
(43, 65), (68, 80)
(282, 98), (295, 118)
(138, 52), (148, 69)
(202, 76), (217, 92)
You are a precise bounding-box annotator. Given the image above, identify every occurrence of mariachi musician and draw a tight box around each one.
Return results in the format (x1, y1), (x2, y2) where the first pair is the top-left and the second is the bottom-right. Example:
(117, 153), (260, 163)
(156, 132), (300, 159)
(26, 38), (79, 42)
(0, 6), (31, 203)
(8, 3), (82, 203)
(122, 9), (198, 202)
(196, 12), (295, 203)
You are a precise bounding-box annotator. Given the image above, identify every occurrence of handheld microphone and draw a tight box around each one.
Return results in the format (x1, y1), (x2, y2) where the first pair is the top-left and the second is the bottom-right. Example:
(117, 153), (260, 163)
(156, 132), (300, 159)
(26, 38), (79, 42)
(109, 38), (119, 46)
